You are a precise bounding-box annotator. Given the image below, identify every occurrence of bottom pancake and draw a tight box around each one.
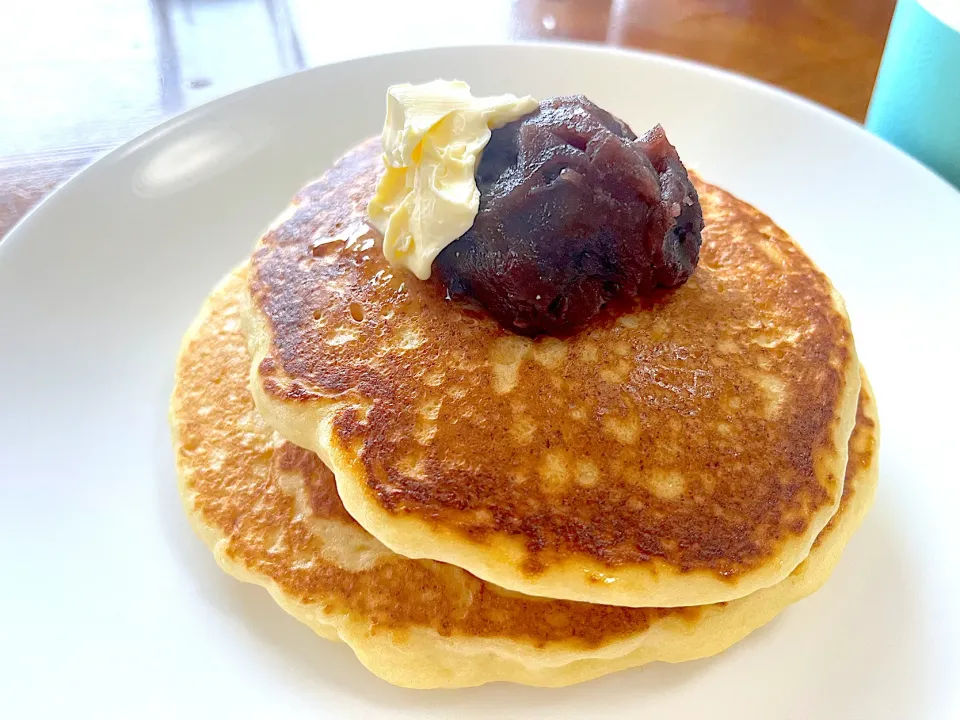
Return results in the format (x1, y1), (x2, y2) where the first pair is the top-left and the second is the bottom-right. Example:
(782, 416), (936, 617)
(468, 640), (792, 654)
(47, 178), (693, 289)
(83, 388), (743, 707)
(170, 267), (879, 689)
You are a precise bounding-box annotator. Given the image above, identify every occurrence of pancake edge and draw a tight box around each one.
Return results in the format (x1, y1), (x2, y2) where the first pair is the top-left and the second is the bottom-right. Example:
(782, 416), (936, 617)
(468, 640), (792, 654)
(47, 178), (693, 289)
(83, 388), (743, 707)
(173, 268), (878, 686)
(245, 292), (861, 608)
(170, 267), (354, 647)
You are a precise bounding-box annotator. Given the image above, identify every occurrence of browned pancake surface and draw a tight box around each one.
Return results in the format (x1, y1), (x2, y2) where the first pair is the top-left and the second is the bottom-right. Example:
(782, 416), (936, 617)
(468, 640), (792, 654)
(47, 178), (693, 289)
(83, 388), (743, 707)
(175, 270), (874, 647)
(249, 139), (856, 581)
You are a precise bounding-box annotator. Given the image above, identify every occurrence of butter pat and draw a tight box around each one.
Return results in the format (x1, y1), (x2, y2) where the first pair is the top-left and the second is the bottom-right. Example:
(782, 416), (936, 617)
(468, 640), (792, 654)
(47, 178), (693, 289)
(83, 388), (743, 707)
(368, 80), (539, 280)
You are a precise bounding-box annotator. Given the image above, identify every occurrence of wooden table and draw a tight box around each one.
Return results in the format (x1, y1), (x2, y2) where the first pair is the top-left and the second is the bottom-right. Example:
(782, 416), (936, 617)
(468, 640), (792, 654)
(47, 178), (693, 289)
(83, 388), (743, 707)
(0, 0), (894, 240)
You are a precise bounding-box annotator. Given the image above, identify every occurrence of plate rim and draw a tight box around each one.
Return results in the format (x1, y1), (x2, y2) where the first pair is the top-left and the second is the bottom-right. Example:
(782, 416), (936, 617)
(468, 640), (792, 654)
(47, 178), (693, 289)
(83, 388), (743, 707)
(2, 40), (958, 260)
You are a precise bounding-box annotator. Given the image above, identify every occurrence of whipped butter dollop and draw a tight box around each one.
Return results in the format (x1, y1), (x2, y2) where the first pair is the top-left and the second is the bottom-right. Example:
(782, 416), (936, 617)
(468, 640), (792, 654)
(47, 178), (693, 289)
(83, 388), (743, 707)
(367, 79), (539, 280)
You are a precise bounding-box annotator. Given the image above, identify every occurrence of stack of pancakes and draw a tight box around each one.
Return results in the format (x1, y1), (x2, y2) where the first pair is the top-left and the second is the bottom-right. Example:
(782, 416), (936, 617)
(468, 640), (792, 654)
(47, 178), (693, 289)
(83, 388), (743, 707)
(170, 138), (878, 689)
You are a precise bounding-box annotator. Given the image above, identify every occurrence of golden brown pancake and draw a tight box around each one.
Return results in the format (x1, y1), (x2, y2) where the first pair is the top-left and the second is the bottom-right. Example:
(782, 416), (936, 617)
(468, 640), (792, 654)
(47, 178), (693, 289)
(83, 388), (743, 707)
(172, 267), (877, 688)
(244, 139), (861, 607)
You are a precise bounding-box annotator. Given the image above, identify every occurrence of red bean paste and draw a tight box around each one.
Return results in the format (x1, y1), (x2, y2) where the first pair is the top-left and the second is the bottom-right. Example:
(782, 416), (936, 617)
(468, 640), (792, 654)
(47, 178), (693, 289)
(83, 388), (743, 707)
(434, 96), (704, 336)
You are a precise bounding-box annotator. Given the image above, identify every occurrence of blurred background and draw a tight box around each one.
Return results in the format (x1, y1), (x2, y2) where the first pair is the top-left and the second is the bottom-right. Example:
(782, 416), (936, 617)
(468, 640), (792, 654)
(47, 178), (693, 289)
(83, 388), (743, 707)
(0, 0), (899, 236)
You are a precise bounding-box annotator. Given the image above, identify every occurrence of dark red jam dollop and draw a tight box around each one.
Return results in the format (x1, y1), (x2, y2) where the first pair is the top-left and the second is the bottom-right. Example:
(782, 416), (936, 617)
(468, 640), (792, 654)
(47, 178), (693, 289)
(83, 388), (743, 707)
(434, 95), (704, 336)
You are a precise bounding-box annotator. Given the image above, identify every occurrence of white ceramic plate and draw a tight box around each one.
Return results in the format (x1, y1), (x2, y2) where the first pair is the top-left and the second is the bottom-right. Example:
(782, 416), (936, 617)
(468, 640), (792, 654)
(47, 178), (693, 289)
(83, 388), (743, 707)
(1, 44), (958, 719)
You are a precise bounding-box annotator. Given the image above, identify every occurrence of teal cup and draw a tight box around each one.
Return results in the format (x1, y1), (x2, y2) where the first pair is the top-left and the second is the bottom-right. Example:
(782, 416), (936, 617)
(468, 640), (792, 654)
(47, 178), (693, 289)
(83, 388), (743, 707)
(866, 0), (960, 188)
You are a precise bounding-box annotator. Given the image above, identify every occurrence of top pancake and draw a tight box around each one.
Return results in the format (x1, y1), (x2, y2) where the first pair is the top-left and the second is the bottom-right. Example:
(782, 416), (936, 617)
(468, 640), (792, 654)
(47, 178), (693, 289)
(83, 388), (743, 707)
(170, 265), (878, 688)
(245, 138), (860, 607)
